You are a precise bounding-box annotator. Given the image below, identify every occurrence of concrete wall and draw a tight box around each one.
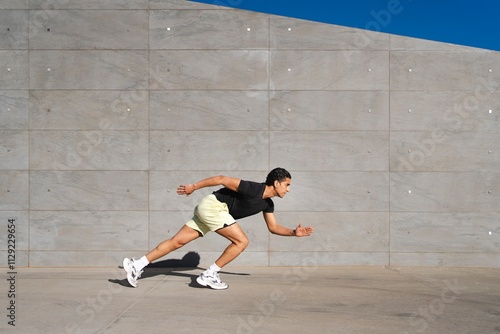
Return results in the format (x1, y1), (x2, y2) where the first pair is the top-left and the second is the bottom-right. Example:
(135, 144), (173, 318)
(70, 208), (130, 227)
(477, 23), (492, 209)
(1, 0), (499, 268)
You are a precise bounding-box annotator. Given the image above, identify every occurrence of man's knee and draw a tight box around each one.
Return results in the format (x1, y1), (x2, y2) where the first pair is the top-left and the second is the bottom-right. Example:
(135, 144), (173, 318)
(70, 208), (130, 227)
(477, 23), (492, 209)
(171, 237), (189, 250)
(237, 236), (249, 251)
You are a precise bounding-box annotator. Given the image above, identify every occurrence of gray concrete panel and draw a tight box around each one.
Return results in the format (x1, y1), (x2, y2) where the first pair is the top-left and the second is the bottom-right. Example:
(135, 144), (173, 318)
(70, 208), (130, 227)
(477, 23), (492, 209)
(391, 131), (500, 172)
(390, 91), (500, 132)
(29, 250), (150, 267)
(390, 34), (477, 51)
(0, 171), (28, 210)
(29, 10), (149, 49)
(270, 212), (389, 252)
(150, 50), (268, 90)
(390, 172), (499, 212)
(0, 90), (29, 129)
(151, 10), (269, 50)
(391, 212), (500, 253)
(30, 50), (148, 89)
(270, 90), (389, 131)
(270, 131), (389, 171)
(29, 0), (149, 10)
(391, 252), (500, 267)
(0, 10), (28, 49)
(391, 51), (500, 91)
(0, 1), (28, 9)
(270, 251), (389, 266)
(30, 90), (148, 130)
(0, 50), (29, 89)
(150, 131), (269, 171)
(149, 171), (209, 211)
(271, 16), (389, 50)
(30, 130), (148, 170)
(30, 211), (148, 250)
(280, 171), (389, 212)
(150, 90), (268, 130)
(0, 0), (29, 9)
(0, 130), (28, 170)
(30, 171), (148, 210)
(270, 51), (389, 90)
(150, 0), (217, 10)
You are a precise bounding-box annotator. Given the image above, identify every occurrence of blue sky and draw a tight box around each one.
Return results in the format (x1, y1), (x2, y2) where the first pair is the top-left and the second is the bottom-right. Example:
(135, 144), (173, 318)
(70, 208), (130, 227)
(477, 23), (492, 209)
(190, 0), (500, 51)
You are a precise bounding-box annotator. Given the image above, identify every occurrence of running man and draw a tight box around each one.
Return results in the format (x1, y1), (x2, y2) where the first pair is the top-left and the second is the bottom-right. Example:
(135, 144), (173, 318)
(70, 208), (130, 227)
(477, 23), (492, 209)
(122, 167), (314, 289)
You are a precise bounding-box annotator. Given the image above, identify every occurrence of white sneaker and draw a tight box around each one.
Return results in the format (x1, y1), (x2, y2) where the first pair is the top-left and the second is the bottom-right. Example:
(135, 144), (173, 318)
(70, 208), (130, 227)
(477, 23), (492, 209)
(122, 257), (143, 288)
(196, 272), (228, 290)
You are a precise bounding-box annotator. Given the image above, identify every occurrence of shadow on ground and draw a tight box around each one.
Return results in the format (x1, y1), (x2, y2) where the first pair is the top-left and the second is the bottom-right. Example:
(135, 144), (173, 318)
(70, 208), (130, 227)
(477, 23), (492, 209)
(109, 251), (249, 288)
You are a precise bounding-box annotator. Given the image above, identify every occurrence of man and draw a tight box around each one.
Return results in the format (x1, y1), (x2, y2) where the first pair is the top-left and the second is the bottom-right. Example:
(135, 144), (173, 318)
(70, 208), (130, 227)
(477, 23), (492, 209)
(122, 167), (314, 290)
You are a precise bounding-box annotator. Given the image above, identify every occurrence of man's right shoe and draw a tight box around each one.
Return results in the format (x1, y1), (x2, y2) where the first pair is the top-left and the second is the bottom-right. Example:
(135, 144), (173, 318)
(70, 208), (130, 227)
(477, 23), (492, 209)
(196, 272), (229, 290)
(122, 257), (143, 288)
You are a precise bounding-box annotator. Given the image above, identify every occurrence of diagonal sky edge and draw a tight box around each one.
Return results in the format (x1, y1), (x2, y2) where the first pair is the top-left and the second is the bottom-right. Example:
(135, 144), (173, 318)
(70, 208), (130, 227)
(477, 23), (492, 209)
(189, 0), (500, 52)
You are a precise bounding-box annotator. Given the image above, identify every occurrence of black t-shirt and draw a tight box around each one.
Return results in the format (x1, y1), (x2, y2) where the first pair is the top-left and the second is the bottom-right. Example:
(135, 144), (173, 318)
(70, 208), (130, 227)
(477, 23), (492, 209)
(213, 180), (274, 220)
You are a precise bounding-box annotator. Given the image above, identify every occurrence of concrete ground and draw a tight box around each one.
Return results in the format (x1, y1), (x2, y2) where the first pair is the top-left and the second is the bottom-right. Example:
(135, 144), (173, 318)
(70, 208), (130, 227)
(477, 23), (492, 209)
(2, 266), (500, 334)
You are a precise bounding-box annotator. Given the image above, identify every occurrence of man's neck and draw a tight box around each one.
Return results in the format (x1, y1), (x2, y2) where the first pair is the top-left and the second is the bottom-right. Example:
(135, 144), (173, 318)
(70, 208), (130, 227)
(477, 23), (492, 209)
(262, 185), (276, 199)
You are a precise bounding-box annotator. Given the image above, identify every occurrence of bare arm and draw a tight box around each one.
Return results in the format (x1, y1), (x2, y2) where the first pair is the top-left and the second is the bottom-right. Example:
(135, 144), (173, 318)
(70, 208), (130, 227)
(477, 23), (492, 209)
(263, 212), (314, 237)
(177, 175), (240, 196)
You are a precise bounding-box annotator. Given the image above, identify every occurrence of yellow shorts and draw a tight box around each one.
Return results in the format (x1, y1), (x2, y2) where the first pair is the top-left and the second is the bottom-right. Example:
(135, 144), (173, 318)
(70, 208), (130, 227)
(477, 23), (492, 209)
(186, 194), (236, 236)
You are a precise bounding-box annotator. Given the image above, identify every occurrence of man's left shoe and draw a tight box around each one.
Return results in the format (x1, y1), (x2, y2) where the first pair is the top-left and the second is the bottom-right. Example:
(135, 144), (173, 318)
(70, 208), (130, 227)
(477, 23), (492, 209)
(122, 257), (143, 288)
(196, 272), (229, 290)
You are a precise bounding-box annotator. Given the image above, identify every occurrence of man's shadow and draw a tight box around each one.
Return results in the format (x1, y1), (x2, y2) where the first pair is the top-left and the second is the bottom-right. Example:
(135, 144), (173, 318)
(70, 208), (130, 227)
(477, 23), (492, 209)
(109, 251), (249, 288)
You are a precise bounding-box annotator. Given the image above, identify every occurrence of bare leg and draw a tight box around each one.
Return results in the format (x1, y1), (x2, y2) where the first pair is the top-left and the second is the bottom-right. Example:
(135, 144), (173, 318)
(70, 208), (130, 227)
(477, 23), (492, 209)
(146, 225), (200, 263)
(214, 223), (249, 268)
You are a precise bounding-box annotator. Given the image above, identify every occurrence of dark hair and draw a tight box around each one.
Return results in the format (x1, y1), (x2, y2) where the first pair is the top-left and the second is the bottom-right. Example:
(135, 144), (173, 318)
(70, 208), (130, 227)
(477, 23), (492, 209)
(265, 167), (291, 186)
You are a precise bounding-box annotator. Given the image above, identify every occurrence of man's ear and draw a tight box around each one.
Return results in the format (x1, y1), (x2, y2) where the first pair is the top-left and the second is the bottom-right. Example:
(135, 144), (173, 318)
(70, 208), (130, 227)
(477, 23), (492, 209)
(273, 180), (279, 188)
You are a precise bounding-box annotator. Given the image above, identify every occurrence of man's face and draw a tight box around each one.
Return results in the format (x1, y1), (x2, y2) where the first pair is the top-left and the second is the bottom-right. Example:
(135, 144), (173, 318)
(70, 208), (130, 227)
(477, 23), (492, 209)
(274, 178), (291, 198)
